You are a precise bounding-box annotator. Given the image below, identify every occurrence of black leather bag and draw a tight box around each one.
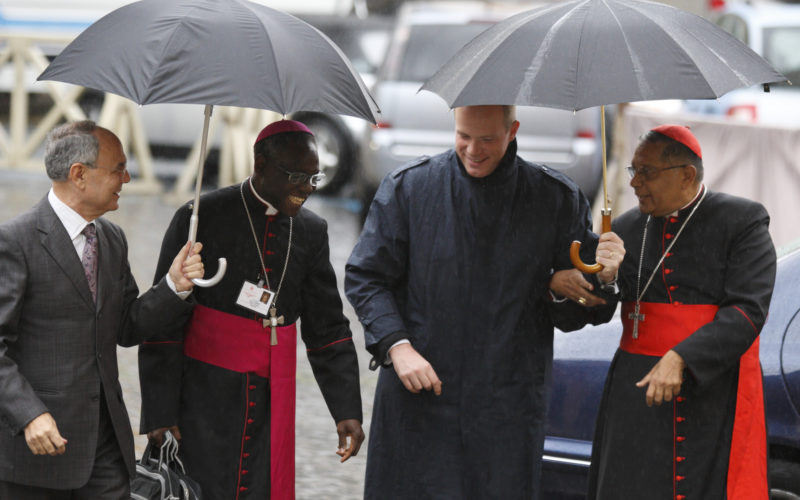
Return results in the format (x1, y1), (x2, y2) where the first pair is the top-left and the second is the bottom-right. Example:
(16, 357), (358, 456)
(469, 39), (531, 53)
(130, 430), (202, 500)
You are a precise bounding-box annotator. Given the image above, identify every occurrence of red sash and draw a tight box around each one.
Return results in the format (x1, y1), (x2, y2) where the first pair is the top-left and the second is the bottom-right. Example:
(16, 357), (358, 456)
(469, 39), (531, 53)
(620, 301), (767, 500)
(184, 304), (297, 500)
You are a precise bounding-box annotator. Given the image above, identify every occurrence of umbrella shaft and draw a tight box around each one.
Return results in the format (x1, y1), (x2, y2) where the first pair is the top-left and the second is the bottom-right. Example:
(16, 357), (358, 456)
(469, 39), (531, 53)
(189, 104), (214, 242)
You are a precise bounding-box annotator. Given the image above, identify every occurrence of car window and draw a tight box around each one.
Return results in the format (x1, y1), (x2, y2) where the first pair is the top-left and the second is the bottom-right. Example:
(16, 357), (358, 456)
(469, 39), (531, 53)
(397, 23), (492, 82)
(763, 26), (800, 89)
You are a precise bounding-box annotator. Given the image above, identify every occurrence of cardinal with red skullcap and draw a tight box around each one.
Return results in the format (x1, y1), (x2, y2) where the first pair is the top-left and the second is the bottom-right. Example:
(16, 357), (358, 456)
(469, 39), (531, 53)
(552, 124), (776, 500)
(139, 120), (364, 500)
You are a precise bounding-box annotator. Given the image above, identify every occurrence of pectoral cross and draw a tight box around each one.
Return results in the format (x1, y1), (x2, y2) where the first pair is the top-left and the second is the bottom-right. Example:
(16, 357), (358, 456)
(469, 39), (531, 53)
(628, 302), (645, 339)
(262, 305), (284, 346)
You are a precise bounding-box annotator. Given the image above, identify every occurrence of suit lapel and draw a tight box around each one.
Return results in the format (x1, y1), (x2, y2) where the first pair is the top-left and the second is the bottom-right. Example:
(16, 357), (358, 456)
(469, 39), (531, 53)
(94, 220), (117, 313)
(36, 198), (96, 309)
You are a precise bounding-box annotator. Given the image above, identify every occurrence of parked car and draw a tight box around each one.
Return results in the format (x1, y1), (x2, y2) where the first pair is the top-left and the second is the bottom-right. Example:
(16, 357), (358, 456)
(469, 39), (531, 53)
(355, 1), (605, 217)
(541, 241), (800, 499)
(683, 1), (800, 127)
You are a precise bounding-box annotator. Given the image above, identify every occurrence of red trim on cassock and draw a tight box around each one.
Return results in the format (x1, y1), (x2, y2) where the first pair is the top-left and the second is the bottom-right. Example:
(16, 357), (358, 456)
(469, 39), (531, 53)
(733, 305), (758, 333)
(236, 372), (251, 500)
(620, 302), (767, 500)
(184, 304), (297, 500)
(306, 336), (352, 352)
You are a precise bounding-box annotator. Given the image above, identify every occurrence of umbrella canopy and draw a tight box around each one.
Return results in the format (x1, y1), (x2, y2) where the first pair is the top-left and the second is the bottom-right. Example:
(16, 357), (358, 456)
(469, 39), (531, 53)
(38, 0), (380, 122)
(421, 0), (787, 111)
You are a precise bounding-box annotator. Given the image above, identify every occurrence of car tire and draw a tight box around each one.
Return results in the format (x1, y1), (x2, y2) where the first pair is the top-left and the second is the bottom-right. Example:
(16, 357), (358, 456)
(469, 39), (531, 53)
(770, 459), (800, 499)
(294, 113), (356, 195)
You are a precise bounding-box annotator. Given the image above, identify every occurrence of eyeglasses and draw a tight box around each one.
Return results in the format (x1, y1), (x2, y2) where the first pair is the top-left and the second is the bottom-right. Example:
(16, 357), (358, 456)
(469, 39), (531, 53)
(273, 164), (326, 187)
(626, 163), (687, 180)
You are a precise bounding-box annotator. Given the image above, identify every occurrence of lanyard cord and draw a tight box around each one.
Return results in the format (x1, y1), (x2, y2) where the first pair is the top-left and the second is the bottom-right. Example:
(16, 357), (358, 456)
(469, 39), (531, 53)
(635, 187), (707, 303)
(239, 179), (292, 305)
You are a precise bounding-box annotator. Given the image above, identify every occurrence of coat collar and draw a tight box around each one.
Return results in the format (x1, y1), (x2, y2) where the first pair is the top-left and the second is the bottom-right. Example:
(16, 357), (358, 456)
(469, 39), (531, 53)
(36, 197), (97, 310)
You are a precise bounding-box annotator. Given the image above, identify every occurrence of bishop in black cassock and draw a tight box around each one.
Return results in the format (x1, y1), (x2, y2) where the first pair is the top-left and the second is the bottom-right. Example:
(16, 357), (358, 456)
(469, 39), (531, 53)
(138, 121), (363, 500)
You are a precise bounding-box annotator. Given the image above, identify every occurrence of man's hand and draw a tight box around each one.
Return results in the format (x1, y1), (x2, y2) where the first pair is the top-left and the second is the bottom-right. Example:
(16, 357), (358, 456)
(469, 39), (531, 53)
(24, 412), (67, 456)
(595, 231), (625, 285)
(168, 241), (204, 292)
(147, 425), (182, 446)
(549, 269), (605, 307)
(335, 419), (365, 463)
(636, 350), (686, 407)
(389, 343), (442, 395)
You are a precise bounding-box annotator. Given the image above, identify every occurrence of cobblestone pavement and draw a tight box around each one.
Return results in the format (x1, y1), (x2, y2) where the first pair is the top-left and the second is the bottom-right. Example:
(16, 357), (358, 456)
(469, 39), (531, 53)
(0, 170), (376, 499)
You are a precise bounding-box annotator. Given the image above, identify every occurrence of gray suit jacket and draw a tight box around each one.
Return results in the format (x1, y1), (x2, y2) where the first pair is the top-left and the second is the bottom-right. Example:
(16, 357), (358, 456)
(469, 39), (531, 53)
(0, 196), (194, 489)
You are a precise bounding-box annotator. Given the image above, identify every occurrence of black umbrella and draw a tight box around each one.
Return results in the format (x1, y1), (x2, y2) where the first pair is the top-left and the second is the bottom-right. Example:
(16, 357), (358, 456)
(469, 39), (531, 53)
(421, 0), (786, 272)
(39, 0), (380, 286)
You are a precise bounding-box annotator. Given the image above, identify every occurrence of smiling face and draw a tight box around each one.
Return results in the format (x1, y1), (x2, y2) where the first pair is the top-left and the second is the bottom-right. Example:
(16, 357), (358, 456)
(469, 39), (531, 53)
(454, 105), (519, 178)
(629, 141), (698, 217)
(78, 128), (130, 220)
(251, 133), (319, 216)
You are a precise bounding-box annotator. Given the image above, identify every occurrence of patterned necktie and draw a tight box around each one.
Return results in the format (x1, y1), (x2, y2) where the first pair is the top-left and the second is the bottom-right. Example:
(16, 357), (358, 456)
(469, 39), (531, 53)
(81, 224), (98, 302)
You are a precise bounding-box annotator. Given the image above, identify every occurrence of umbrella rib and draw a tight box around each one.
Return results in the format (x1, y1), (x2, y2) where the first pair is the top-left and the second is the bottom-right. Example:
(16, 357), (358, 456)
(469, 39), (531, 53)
(139, 3), (204, 104)
(602, 0), (659, 103)
(238, 0), (286, 115)
(517, 3), (585, 109)
(623, 1), (720, 98)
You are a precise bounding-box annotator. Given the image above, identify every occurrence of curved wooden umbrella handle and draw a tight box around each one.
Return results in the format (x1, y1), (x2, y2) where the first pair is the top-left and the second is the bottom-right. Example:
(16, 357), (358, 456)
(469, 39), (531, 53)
(570, 210), (612, 274)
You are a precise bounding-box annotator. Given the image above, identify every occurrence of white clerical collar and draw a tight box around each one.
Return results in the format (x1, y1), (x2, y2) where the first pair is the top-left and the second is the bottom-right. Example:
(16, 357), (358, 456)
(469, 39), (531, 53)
(48, 188), (94, 241)
(248, 177), (279, 216)
(670, 184), (705, 217)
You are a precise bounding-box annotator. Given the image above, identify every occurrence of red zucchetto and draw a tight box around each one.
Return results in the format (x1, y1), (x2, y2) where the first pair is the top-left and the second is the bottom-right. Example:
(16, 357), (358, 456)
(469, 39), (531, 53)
(651, 124), (702, 159)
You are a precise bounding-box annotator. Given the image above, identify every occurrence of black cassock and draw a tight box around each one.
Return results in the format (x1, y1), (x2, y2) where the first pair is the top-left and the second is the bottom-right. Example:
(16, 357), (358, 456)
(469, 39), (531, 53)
(139, 183), (361, 500)
(345, 140), (594, 499)
(575, 187), (776, 500)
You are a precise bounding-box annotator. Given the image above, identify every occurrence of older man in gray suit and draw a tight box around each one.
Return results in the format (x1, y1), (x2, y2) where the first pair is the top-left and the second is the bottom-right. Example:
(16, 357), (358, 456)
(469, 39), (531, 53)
(0, 120), (205, 499)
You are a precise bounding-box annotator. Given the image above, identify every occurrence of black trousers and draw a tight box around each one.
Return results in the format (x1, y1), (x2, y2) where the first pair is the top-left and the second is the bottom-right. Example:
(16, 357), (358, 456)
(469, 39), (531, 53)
(0, 394), (129, 500)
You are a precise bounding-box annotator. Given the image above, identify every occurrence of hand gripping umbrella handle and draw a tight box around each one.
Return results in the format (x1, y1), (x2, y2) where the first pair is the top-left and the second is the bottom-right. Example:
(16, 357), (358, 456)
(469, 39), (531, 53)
(188, 212), (227, 287)
(186, 104), (227, 288)
(570, 210), (611, 274)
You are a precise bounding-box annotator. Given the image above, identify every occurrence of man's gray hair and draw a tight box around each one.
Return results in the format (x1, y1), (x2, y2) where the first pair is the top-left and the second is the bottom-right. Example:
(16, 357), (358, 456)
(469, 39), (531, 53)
(44, 120), (100, 181)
